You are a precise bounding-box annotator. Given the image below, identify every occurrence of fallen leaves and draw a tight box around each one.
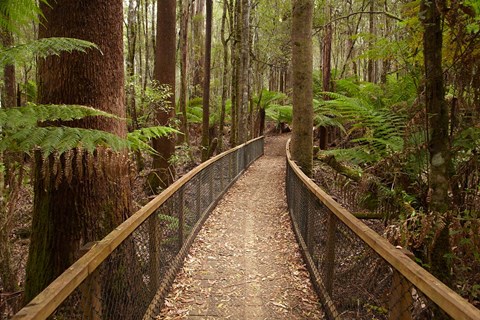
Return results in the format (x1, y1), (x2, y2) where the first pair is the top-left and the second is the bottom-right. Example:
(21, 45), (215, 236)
(158, 135), (324, 319)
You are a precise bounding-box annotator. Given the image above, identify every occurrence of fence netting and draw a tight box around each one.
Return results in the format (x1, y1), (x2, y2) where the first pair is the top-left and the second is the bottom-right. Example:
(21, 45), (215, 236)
(286, 161), (462, 320)
(25, 137), (264, 320)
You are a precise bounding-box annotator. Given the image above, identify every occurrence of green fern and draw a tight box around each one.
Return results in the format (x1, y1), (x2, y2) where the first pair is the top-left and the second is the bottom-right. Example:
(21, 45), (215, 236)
(317, 85), (407, 164)
(0, 105), (177, 156)
(0, 37), (100, 66)
(0, 0), (46, 33)
(127, 126), (180, 154)
(265, 104), (293, 124)
(253, 89), (287, 109)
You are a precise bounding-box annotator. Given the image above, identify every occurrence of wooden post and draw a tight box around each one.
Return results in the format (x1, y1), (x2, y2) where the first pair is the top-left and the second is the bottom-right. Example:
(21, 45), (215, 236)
(220, 159), (224, 191)
(305, 199), (315, 254)
(149, 215), (161, 291)
(389, 271), (413, 320)
(324, 212), (337, 295)
(196, 173), (202, 219)
(178, 188), (185, 248)
(79, 242), (101, 320)
(209, 165), (214, 203)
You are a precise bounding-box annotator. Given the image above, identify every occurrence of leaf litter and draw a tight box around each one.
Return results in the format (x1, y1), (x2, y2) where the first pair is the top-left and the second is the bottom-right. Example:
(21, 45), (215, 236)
(158, 134), (324, 319)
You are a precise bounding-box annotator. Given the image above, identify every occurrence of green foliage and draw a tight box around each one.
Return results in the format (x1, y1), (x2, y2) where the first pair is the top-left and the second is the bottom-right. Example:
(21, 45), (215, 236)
(265, 104), (293, 125)
(127, 126), (180, 155)
(0, 104), (177, 156)
(0, 0), (46, 33)
(253, 89), (287, 109)
(185, 97), (203, 124)
(0, 37), (100, 66)
(319, 86), (407, 164)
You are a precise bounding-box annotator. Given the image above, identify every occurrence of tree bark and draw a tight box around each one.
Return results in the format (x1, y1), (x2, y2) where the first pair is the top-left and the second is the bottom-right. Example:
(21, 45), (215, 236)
(178, 0), (191, 146)
(238, 0), (250, 143)
(201, 0), (213, 161)
(149, 0), (176, 192)
(218, 0), (229, 152)
(421, 0), (452, 291)
(320, 5), (333, 150)
(230, 0), (239, 147)
(25, 0), (132, 303)
(291, 0), (314, 177)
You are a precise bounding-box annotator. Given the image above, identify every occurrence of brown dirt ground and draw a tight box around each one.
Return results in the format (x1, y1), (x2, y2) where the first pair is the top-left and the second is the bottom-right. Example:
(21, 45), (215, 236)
(158, 134), (324, 319)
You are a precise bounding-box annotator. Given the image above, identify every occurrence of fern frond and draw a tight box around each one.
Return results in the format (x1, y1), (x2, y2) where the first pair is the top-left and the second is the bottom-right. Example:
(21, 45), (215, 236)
(127, 126), (180, 154)
(0, 126), (129, 155)
(265, 104), (292, 124)
(0, 104), (118, 129)
(0, 37), (100, 67)
(0, 0), (47, 33)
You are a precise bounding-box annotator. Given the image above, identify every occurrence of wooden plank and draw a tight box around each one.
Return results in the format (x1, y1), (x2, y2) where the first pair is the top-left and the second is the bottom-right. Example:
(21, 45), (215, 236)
(286, 140), (480, 320)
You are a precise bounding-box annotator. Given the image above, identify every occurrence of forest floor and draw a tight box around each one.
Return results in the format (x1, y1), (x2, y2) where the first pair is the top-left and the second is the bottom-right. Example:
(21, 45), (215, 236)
(158, 133), (324, 319)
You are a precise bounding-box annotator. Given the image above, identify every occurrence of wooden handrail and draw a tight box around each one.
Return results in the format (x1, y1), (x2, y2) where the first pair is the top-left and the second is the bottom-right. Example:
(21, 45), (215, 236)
(286, 140), (480, 320)
(13, 136), (264, 320)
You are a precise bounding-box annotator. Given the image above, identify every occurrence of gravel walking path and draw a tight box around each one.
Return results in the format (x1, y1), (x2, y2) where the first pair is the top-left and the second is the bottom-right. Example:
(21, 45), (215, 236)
(158, 134), (324, 319)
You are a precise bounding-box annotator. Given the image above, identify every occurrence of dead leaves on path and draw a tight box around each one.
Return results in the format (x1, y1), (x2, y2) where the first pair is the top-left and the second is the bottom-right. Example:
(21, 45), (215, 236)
(158, 135), (323, 319)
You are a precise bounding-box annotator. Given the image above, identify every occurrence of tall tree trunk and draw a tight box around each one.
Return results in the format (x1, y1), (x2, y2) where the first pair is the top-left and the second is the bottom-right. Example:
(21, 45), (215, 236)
(192, 0), (205, 97)
(0, 20), (18, 296)
(201, 0), (213, 161)
(238, 0), (250, 143)
(178, 0), (191, 146)
(230, 0), (239, 147)
(218, 0), (229, 152)
(320, 5), (332, 150)
(367, 0), (376, 82)
(421, 0), (451, 290)
(291, 0), (314, 177)
(25, 0), (132, 303)
(126, 0), (138, 132)
(149, 0), (176, 192)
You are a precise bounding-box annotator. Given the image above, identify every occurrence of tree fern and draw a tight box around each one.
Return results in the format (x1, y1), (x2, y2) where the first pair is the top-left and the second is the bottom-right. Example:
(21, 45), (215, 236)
(0, 37), (100, 66)
(265, 104), (293, 125)
(317, 87), (407, 164)
(0, 0), (47, 33)
(0, 104), (177, 156)
(127, 126), (180, 154)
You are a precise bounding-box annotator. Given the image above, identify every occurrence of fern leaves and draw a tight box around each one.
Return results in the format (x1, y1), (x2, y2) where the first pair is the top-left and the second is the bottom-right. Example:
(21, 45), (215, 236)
(317, 82), (408, 164)
(0, 105), (177, 156)
(0, 37), (100, 66)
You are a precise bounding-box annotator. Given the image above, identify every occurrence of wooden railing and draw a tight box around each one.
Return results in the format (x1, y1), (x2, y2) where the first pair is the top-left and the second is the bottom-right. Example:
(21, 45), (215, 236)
(286, 140), (480, 319)
(13, 137), (264, 320)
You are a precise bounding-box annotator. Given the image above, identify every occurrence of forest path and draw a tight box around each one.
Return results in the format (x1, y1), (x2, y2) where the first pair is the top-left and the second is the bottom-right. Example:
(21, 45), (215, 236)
(158, 134), (324, 319)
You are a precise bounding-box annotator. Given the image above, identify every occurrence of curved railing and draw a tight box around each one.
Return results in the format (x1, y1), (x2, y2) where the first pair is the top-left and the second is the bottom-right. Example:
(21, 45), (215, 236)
(286, 140), (480, 319)
(13, 137), (264, 320)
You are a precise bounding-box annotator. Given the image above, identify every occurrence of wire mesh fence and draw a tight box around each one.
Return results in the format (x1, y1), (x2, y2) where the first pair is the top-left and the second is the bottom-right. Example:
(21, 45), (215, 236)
(13, 137), (264, 320)
(286, 144), (480, 320)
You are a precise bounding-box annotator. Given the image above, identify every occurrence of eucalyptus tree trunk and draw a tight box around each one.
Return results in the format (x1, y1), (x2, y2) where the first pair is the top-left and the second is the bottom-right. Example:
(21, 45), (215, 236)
(421, 0), (452, 291)
(238, 0), (250, 143)
(367, 0), (376, 83)
(291, 0), (314, 177)
(178, 0), (190, 146)
(218, 0), (229, 152)
(25, 0), (132, 303)
(192, 0), (205, 98)
(201, 0), (213, 161)
(230, 0), (240, 147)
(126, 0), (138, 133)
(149, 0), (176, 192)
(320, 5), (332, 150)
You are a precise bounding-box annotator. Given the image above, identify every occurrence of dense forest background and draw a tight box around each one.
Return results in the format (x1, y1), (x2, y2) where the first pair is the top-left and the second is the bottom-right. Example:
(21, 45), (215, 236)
(0, 0), (479, 315)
